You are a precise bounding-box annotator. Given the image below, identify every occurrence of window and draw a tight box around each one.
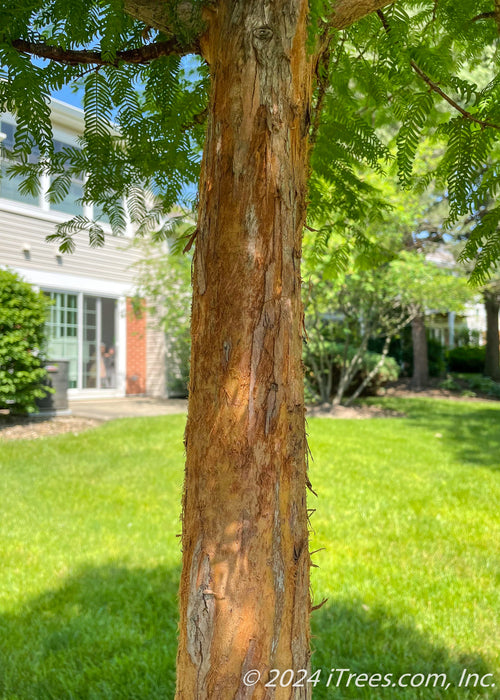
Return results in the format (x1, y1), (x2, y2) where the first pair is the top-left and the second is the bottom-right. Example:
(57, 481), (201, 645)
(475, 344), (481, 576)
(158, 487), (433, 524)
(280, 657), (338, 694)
(50, 139), (84, 217)
(0, 118), (122, 228)
(0, 122), (39, 206)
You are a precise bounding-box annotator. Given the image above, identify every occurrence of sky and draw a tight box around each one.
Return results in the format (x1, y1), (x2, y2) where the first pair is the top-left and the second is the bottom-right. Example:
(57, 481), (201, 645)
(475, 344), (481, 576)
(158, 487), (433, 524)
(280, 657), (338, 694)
(51, 84), (85, 110)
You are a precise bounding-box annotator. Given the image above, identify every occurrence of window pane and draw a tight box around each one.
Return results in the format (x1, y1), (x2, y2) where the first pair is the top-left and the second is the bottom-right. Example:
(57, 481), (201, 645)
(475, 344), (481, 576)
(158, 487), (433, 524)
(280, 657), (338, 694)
(45, 292), (79, 388)
(101, 298), (117, 389)
(0, 163), (39, 205)
(93, 204), (110, 225)
(50, 180), (84, 217)
(50, 139), (84, 216)
(0, 122), (40, 205)
(83, 296), (98, 388)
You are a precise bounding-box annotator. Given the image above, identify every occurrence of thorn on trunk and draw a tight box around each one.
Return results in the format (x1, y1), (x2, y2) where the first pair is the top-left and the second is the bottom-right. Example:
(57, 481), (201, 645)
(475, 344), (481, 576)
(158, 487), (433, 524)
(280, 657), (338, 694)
(311, 597), (328, 612)
(306, 477), (318, 497)
(182, 227), (199, 253)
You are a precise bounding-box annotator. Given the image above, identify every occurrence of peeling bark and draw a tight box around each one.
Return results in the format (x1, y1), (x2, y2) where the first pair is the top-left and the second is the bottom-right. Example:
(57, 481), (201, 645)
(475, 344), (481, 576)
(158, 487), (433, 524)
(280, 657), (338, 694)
(176, 1), (314, 697)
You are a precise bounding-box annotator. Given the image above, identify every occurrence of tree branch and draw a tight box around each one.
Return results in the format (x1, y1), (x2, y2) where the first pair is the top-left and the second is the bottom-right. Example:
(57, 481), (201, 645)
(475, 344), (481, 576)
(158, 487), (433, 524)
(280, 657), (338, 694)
(409, 59), (500, 131)
(329, 0), (394, 30)
(377, 10), (500, 132)
(122, 0), (212, 40)
(311, 31), (336, 144)
(470, 11), (495, 22)
(9, 36), (199, 67)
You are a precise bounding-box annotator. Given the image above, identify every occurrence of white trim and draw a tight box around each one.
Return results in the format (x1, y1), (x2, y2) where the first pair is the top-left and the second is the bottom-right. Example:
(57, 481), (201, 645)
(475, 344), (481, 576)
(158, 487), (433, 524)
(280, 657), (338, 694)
(49, 99), (85, 133)
(117, 296), (127, 395)
(96, 296), (102, 389)
(12, 266), (136, 297)
(77, 292), (84, 390)
(69, 388), (125, 400)
(0, 194), (114, 233)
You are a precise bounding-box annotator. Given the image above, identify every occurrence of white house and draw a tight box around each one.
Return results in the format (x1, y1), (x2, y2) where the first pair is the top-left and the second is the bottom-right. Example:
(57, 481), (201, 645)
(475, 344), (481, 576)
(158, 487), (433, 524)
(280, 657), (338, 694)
(0, 98), (167, 399)
(425, 247), (486, 348)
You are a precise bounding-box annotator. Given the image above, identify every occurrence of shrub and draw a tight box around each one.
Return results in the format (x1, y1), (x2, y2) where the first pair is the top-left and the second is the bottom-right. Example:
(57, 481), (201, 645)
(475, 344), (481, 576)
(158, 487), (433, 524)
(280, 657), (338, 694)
(447, 345), (486, 373)
(360, 351), (400, 391)
(0, 269), (52, 413)
(438, 373), (500, 399)
(304, 341), (399, 402)
(439, 375), (460, 392)
(459, 374), (500, 399)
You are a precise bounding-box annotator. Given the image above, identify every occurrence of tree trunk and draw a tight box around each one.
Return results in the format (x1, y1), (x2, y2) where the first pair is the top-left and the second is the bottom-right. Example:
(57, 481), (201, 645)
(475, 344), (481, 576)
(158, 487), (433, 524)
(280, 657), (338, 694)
(176, 2), (314, 697)
(484, 292), (500, 381)
(411, 313), (429, 390)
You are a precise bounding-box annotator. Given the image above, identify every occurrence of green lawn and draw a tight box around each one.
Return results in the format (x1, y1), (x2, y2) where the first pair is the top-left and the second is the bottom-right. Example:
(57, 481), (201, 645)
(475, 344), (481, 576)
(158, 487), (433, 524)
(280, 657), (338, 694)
(0, 398), (499, 699)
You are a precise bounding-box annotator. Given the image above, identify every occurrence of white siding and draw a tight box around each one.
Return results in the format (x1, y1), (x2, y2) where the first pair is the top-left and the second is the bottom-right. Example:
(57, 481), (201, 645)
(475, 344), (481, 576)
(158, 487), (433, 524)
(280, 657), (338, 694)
(0, 207), (141, 285)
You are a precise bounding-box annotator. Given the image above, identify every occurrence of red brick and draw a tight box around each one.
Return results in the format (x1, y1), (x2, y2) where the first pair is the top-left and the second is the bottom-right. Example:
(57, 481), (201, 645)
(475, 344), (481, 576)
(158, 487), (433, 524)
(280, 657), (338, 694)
(126, 297), (147, 395)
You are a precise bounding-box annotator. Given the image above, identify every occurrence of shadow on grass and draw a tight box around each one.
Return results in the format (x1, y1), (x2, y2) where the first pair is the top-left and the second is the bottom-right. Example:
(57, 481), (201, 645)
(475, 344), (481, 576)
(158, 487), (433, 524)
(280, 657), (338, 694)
(0, 564), (180, 699)
(371, 398), (500, 472)
(1, 564), (497, 699)
(312, 601), (499, 698)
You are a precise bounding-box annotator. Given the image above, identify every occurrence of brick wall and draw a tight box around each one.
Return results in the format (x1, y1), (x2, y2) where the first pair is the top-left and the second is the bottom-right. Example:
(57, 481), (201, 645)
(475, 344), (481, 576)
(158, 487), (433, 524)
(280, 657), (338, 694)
(126, 297), (147, 395)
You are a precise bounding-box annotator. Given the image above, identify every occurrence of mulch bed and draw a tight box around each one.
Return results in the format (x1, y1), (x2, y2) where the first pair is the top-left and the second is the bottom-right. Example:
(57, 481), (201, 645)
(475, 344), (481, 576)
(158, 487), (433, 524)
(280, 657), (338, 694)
(306, 403), (406, 419)
(0, 414), (101, 441)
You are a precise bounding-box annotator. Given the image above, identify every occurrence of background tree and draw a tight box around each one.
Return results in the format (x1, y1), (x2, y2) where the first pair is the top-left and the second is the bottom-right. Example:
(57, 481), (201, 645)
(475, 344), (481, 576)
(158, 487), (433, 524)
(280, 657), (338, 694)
(0, 269), (51, 413)
(483, 278), (500, 380)
(2, 0), (500, 696)
(391, 252), (473, 388)
(303, 246), (472, 402)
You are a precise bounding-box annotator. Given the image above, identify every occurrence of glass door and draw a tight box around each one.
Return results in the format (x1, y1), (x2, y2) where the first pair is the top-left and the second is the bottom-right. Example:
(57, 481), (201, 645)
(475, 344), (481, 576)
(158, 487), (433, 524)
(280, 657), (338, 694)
(45, 292), (79, 388)
(83, 295), (117, 389)
(45, 291), (118, 391)
(83, 296), (98, 388)
(100, 298), (117, 388)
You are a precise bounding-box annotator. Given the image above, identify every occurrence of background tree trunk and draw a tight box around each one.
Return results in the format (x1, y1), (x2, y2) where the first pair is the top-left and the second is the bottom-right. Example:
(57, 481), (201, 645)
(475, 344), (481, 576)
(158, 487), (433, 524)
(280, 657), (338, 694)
(176, 2), (314, 697)
(484, 291), (500, 381)
(411, 313), (429, 389)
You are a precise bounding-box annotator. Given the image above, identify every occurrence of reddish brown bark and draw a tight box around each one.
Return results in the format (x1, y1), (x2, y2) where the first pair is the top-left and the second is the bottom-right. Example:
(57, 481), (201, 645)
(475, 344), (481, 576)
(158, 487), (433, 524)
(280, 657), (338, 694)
(176, 1), (314, 697)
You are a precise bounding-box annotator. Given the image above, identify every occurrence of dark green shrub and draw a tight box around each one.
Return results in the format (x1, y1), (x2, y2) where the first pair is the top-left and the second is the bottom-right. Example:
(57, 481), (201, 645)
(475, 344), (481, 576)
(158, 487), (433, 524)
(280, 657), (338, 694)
(447, 345), (486, 373)
(0, 269), (52, 413)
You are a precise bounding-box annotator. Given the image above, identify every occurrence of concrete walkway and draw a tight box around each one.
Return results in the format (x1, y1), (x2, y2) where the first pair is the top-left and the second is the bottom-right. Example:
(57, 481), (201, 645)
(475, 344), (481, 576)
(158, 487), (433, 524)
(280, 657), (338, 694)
(69, 396), (187, 421)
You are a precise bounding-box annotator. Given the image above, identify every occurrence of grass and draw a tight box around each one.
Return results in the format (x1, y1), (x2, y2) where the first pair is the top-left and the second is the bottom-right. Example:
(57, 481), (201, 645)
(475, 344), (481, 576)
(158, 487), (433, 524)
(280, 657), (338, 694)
(0, 398), (499, 698)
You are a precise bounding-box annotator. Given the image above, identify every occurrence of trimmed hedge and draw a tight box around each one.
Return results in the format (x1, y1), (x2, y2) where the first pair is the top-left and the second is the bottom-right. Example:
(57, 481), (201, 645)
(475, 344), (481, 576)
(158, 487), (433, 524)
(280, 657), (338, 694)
(0, 269), (52, 413)
(447, 345), (486, 373)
